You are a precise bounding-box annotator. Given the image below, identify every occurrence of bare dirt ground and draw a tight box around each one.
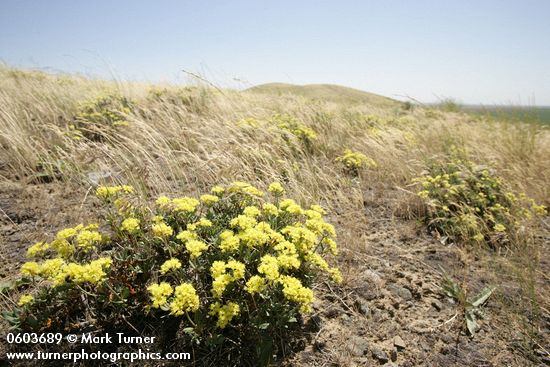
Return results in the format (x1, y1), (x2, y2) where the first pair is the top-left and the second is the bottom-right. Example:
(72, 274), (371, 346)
(1, 181), (549, 366)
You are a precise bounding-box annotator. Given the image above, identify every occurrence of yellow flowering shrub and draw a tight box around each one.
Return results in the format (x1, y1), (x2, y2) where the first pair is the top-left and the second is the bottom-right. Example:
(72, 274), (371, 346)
(336, 149), (377, 174)
(6, 182), (341, 366)
(413, 156), (546, 247)
(73, 93), (133, 140)
(271, 113), (317, 144)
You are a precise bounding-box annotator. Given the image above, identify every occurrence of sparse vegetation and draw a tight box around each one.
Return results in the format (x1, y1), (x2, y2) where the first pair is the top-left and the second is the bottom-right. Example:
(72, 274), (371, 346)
(440, 273), (495, 336)
(0, 66), (548, 366)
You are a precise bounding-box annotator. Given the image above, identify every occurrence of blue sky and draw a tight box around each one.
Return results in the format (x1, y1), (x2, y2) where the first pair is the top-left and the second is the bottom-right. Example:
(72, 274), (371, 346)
(1, 0), (549, 105)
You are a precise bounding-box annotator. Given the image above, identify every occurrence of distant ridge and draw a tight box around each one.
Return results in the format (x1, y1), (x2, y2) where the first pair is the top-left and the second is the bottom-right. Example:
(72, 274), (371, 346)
(246, 83), (398, 106)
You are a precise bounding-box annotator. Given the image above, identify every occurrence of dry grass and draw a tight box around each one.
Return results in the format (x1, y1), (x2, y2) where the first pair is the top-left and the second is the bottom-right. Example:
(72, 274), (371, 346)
(1, 67), (548, 206)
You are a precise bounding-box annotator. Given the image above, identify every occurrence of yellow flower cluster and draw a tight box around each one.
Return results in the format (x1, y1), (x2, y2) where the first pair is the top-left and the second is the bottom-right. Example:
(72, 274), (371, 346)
(279, 198), (303, 215)
(156, 196), (200, 213)
(211, 186), (225, 195)
(210, 260), (246, 299)
(170, 283), (200, 316)
(493, 223), (506, 232)
(96, 185), (134, 200)
(218, 230), (240, 253)
(187, 218), (212, 231)
(185, 240), (209, 259)
(262, 203), (279, 216)
(26, 224), (103, 259)
(257, 255), (280, 281)
(156, 196), (171, 207)
(76, 94), (132, 132)
(75, 229), (103, 250)
(291, 126), (317, 140)
(61, 258), (112, 285)
(20, 262), (41, 277)
(245, 275), (266, 294)
(18, 294), (34, 306)
(209, 301), (240, 328)
(26, 241), (49, 258)
(200, 194), (219, 205)
(121, 217), (140, 233)
(278, 276), (314, 314)
(148, 282), (173, 308)
(273, 241), (300, 270)
(230, 215), (258, 230)
(176, 230), (197, 242)
(227, 181), (264, 197)
(152, 222), (174, 238)
(243, 206), (261, 218)
(21, 257), (112, 286)
(267, 182), (285, 196)
(172, 197), (200, 213)
(160, 258), (182, 275)
(336, 149), (377, 170)
(272, 113), (318, 141)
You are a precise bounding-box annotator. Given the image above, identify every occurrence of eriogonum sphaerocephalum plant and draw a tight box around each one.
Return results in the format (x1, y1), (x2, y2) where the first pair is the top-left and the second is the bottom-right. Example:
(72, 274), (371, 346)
(9, 181), (341, 362)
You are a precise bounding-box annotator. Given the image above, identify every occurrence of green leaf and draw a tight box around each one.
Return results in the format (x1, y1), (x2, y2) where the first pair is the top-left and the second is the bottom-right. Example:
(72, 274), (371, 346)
(0, 281), (15, 294)
(465, 311), (477, 336)
(120, 287), (130, 299)
(258, 323), (270, 330)
(471, 287), (495, 308)
(1, 311), (19, 324)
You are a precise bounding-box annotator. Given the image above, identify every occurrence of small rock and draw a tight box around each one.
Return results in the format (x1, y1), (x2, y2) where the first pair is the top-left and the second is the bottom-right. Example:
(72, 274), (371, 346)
(431, 299), (443, 311)
(393, 335), (406, 349)
(356, 284), (379, 301)
(372, 348), (389, 363)
(361, 269), (383, 286)
(313, 340), (326, 351)
(390, 348), (398, 361)
(347, 336), (369, 357)
(388, 283), (413, 301)
(298, 349), (315, 363)
(356, 299), (370, 316)
(419, 341), (431, 351)
(409, 320), (432, 334)
(324, 306), (343, 318)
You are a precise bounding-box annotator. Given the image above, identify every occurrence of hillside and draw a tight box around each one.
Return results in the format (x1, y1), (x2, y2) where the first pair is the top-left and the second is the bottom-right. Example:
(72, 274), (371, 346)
(0, 67), (549, 366)
(247, 82), (399, 107)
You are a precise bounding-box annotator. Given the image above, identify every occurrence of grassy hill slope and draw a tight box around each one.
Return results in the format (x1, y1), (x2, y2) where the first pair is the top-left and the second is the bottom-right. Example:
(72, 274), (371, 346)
(247, 82), (399, 107)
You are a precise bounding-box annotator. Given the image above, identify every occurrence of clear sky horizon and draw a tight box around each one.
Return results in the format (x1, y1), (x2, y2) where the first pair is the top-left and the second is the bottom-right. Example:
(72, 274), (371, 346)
(1, 0), (549, 105)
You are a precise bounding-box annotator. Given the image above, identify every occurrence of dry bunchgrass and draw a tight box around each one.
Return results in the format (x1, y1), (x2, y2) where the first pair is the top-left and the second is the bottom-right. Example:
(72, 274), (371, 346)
(1, 66), (548, 207)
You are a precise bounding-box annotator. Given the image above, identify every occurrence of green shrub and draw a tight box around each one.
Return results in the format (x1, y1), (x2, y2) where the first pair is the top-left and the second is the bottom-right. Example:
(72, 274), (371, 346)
(437, 98), (462, 113)
(5, 182), (341, 365)
(413, 157), (546, 247)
